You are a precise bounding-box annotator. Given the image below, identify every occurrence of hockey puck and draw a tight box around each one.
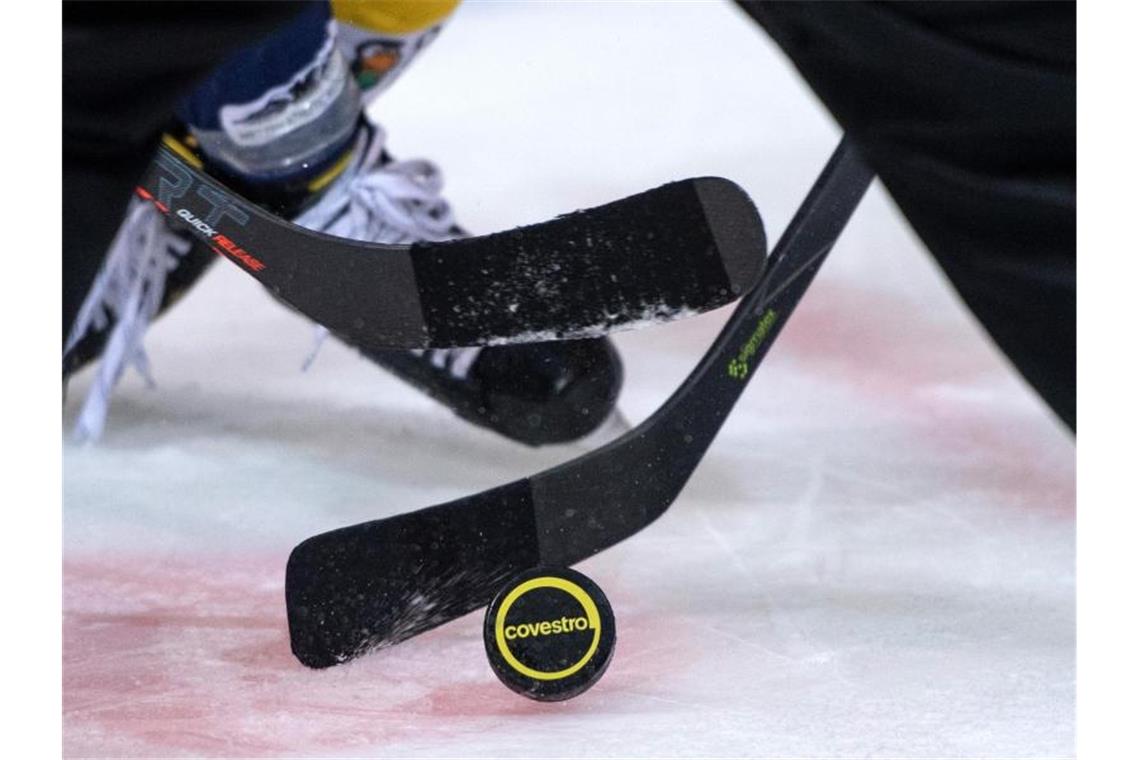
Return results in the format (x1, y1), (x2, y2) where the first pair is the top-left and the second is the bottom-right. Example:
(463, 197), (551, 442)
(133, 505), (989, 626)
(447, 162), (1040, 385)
(483, 566), (615, 701)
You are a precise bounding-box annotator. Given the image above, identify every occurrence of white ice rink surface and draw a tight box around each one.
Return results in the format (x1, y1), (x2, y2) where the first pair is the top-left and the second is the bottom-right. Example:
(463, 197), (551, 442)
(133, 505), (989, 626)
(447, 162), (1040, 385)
(63, 3), (1075, 757)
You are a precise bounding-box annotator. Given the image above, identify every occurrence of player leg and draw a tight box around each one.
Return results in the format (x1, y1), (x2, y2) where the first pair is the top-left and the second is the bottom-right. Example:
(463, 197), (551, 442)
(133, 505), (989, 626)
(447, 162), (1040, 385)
(734, 0), (1076, 430)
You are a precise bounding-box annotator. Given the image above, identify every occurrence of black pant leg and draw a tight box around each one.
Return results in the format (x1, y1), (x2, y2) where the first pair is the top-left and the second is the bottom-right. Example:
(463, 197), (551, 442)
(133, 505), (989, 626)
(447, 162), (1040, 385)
(735, 1), (1076, 430)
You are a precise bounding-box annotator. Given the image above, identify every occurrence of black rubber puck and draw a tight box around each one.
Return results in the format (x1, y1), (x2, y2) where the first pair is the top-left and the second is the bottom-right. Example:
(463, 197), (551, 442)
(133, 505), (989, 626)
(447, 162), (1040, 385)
(483, 566), (615, 702)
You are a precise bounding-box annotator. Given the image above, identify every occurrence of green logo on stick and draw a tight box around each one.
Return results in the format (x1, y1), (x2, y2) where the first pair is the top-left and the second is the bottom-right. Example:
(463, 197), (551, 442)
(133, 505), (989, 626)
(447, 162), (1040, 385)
(727, 308), (778, 380)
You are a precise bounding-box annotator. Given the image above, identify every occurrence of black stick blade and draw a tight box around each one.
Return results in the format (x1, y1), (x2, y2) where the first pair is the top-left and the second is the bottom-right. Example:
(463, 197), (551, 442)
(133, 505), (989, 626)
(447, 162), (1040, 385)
(411, 177), (769, 346)
(286, 480), (541, 668)
(141, 144), (767, 350)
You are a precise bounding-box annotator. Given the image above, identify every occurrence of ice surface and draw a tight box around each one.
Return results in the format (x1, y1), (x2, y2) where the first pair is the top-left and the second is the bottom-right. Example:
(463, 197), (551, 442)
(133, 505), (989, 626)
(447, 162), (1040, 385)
(63, 2), (1074, 757)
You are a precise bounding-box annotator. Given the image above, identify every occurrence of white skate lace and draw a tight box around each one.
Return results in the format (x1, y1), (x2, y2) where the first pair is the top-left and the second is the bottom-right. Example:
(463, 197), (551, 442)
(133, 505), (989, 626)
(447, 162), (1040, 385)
(65, 197), (192, 441)
(294, 122), (481, 380)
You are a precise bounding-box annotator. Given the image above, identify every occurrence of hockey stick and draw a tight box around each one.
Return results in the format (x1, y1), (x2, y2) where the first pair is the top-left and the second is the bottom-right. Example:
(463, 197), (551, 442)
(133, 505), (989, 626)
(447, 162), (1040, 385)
(285, 137), (875, 668)
(137, 140), (767, 351)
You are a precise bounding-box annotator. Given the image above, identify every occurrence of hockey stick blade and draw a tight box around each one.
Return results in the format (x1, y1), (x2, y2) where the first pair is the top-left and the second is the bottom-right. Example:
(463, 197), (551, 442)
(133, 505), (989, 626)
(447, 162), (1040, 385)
(138, 143), (767, 350)
(286, 138), (874, 668)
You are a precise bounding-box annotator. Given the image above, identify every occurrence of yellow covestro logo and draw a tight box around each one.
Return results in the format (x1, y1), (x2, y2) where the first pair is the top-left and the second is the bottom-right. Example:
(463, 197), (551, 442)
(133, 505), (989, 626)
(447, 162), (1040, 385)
(504, 616), (591, 639)
(494, 576), (601, 681)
